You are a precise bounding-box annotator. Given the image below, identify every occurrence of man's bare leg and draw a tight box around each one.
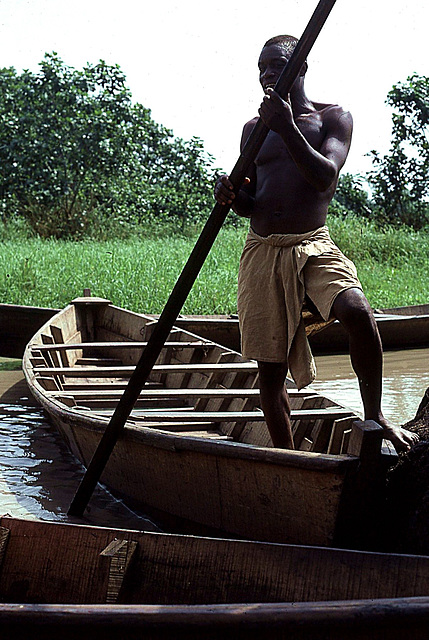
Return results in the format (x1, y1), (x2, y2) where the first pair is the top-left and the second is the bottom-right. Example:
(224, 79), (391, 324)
(258, 361), (294, 449)
(331, 288), (419, 452)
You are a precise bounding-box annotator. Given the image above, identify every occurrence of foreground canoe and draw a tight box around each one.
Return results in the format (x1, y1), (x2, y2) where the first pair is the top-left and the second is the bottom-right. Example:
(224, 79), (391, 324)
(4, 301), (429, 358)
(2, 516), (429, 639)
(23, 297), (397, 549)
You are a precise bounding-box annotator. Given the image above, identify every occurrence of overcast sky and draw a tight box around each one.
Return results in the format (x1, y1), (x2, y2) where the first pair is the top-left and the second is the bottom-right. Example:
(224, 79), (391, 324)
(1, 0), (427, 177)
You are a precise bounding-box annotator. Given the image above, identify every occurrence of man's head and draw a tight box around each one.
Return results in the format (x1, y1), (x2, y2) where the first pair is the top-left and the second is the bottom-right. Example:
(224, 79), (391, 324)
(259, 35), (307, 93)
(263, 35), (299, 55)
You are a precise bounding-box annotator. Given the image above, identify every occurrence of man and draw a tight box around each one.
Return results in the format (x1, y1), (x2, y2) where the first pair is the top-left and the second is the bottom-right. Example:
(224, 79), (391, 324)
(214, 35), (418, 452)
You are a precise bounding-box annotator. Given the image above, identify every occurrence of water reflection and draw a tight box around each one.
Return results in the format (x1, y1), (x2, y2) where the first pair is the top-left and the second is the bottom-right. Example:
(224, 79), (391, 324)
(311, 348), (429, 425)
(0, 401), (159, 530)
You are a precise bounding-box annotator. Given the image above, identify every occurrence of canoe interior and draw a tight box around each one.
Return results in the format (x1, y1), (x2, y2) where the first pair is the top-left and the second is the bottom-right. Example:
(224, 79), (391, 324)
(25, 298), (359, 455)
(23, 299), (397, 548)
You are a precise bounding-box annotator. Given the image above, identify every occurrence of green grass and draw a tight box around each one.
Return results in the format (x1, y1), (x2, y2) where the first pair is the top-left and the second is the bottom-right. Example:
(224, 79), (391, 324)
(0, 358), (22, 371)
(0, 228), (247, 314)
(0, 216), (428, 313)
(329, 216), (429, 308)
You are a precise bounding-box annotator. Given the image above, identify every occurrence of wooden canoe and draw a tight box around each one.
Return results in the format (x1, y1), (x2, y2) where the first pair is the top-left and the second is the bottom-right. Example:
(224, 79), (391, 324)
(3, 301), (429, 358)
(2, 516), (429, 639)
(173, 303), (429, 354)
(0, 303), (59, 358)
(23, 296), (397, 549)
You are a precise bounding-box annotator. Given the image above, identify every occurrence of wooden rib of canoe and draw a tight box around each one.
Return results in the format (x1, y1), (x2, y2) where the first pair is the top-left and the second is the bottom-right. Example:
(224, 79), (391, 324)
(23, 296), (398, 549)
(2, 516), (429, 639)
(3, 301), (429, 359)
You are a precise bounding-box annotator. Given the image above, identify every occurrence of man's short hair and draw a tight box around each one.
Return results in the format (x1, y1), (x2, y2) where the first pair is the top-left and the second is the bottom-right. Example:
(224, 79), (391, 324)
(263, 35), (307, 74)
(263, 35), (299, 54)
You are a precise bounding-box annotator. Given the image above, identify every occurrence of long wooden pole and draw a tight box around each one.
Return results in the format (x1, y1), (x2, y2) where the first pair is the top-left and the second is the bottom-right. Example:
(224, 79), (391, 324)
(68, 0), (338, 516)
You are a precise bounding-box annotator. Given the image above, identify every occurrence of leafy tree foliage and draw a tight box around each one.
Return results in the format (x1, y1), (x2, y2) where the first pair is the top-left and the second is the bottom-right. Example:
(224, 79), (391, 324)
(331, 173), (373, 219)
(0, 54), (220, 238)
(367, 74), (429, 229)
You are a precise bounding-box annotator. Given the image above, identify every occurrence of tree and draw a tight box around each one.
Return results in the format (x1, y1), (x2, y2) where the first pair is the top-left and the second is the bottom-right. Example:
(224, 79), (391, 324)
(367, 74), (429, 229)
(0, 54), (220, 238)
(331, 173), (374, 219)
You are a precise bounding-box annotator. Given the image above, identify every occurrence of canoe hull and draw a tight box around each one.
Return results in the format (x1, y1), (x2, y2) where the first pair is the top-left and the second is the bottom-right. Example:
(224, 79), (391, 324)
(36, 393), (351, 545)
(2, 600), (429, 640)
(2, 516), (429, 639)
(23, 299), (395, 549)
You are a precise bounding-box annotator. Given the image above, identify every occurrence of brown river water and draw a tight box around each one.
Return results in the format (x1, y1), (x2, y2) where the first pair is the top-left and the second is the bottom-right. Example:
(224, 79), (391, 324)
(311, 347), (429, 425)
(0, 368), (159, 530)
(0, 348), (428, 527)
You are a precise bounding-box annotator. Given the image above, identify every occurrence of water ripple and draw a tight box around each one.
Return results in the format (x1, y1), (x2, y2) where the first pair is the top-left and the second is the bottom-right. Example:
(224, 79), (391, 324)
(0, 402), (159, 531)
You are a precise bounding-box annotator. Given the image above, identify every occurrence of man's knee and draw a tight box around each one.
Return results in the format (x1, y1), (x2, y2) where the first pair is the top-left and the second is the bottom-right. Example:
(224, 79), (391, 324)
(332, 288), (374, 330)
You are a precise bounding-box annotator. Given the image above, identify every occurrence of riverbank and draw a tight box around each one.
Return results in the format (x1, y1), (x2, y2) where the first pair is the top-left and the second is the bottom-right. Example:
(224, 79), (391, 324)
(1, 216), (428, 313)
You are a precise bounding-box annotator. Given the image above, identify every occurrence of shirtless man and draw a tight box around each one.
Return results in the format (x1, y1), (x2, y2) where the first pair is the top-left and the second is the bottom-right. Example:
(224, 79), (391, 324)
(214, 34), (418, 453)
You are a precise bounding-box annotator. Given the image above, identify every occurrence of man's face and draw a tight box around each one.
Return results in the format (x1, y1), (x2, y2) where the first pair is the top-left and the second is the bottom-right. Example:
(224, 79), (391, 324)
(258, 44), (292, 94)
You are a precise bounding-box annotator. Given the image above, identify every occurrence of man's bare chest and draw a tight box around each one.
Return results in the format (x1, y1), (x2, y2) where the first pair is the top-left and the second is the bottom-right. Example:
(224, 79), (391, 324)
(256, 118), (324, 167)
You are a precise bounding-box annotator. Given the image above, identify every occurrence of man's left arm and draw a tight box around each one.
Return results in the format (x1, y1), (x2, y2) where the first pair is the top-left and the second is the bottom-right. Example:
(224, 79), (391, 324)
(259, 90), (352, 192)
(281, 107), (352, 192)
(317, 108), (353, 189)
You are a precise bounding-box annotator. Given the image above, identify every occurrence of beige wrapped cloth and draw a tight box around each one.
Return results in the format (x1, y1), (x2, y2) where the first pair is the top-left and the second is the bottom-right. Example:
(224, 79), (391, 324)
(237, 226), (362, 389)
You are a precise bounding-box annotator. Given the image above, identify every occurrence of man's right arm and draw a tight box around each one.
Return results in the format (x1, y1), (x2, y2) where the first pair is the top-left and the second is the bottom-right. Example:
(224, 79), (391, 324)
(214, 121), (257, 217)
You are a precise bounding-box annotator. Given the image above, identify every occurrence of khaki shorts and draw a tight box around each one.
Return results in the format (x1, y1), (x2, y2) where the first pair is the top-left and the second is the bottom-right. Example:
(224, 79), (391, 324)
(238, 226), (362, 365)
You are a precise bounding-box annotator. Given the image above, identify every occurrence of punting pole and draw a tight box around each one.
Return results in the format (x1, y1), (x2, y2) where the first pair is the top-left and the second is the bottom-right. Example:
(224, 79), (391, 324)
(68, 0), (338, 516)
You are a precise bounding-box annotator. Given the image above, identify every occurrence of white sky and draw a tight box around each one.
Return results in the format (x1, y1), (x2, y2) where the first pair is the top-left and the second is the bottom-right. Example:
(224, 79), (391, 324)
(0, 0), (427, 176)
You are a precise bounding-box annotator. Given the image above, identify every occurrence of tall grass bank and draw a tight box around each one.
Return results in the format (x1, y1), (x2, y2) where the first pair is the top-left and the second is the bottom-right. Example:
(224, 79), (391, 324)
(1, 216), (428, 313)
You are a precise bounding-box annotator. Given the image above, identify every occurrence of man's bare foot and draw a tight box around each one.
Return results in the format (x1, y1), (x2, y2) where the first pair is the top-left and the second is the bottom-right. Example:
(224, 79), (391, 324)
(379, 422), (419, 453)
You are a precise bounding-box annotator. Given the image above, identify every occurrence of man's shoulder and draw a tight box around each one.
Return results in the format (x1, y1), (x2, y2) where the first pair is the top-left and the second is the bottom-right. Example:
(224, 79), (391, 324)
(313, 102), (352, 124)
(240, 117), (259, 149)
(243, 116), (259, 131)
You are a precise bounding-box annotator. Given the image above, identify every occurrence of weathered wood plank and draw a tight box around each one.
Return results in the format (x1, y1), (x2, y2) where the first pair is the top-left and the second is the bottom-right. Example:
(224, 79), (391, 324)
(35, 341), (214, 351)
(49, 325), (70, 368)
(50, 388), (262, 400)
(2, 599), (429, 640)
(100, 539), (138, 604)
(327, 417), (354, 454)
(68, 408), (353, 423)
(35, 363), (259, 377)
(4, 516), (429, 609)
(58, 384), (311, 398)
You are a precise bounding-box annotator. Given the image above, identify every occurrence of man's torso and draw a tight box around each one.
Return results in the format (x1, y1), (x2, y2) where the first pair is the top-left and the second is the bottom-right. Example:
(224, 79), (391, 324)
(246, 104), (347, 236)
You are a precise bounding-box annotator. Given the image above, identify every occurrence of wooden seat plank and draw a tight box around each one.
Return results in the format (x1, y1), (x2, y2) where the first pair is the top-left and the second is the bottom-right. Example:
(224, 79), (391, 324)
(68, 407), (353, 422)
(33, 341), (214, 351)
(49, 388), (262, 400)
(35, 363), (259, 377)
(58, 384), (314, 401)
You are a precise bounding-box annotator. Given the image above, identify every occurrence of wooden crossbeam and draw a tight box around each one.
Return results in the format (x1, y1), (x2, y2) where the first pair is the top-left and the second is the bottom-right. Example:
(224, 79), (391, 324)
(35, 362), (259, 377)
(52, 386), (315, 398)
(62, 382), (164, 391)
(75, 407), (354, 422)
(33, 341), (213, 351)
(51, 387), (262, 400)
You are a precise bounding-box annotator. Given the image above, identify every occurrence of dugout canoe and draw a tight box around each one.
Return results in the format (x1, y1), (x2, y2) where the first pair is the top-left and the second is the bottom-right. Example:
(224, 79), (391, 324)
(172, 303), (429, 354)
(2, 516), (429, 639)
(3, 302), (429, 359)
(310, 303), (429, 354)
(23, 296), (397, 549)
(0, 303), (59, 358)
